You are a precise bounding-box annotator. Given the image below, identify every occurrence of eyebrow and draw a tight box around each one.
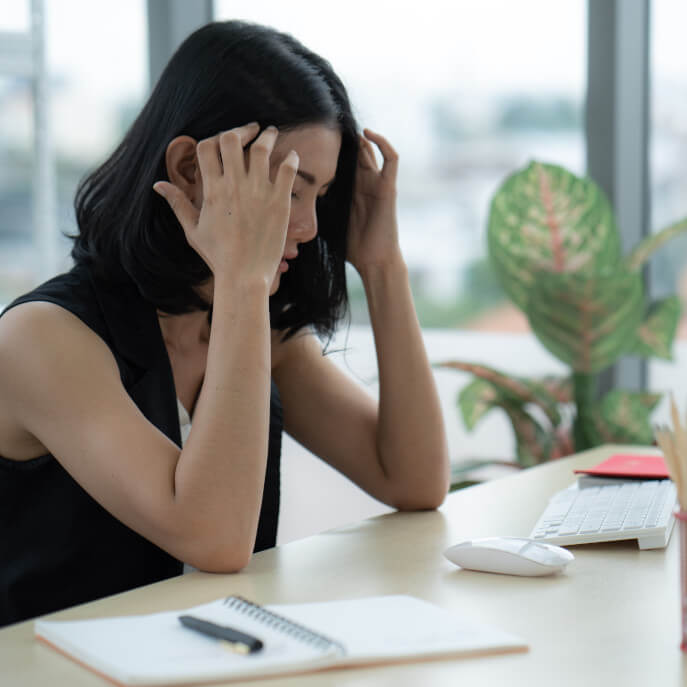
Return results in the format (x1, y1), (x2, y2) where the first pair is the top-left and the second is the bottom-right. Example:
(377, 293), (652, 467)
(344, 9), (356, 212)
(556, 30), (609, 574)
(296, 170), (336, 188)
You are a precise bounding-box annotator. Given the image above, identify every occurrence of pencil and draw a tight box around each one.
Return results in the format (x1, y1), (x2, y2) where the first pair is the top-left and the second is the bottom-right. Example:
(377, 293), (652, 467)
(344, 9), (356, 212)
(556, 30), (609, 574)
(656, 426), (685, 509)
(654, 396), (687, 511)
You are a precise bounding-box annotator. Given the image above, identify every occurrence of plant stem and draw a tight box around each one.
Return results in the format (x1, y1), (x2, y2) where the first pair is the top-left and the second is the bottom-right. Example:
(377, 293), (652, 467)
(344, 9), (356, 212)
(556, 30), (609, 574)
(573, 372), (598, 451)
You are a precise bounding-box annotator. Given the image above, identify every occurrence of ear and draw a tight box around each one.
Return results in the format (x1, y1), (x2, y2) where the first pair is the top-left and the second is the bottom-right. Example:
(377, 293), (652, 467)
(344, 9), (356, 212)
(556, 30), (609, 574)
(165, 135), (202, 208)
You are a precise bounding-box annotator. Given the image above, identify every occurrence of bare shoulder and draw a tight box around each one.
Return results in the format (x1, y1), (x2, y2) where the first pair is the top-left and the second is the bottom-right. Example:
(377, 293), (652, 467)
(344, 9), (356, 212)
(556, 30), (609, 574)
(270, 327), (321, 372)
(0, 301), (121, 459)
(0, 300), (117, 372)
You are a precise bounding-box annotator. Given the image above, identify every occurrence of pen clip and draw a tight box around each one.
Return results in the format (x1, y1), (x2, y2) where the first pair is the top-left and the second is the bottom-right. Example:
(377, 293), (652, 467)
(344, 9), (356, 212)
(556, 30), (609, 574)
(219, 639), (251, 655)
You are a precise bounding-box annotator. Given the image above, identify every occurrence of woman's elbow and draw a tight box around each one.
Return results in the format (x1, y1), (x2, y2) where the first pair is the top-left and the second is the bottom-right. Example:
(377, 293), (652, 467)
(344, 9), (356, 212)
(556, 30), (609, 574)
(393, 492), (447, 512)
(182, 538), (253, 574)
(390, 477), (449, 511)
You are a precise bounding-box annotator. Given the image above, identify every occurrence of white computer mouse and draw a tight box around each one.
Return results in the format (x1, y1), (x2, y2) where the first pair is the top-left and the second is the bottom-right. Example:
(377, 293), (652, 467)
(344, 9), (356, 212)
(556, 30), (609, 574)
(444, 536), (574, 577)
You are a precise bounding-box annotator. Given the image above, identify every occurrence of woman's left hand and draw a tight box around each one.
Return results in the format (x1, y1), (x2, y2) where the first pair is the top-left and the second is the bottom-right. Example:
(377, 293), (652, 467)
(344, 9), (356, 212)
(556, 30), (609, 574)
(347, 129), (403, 274)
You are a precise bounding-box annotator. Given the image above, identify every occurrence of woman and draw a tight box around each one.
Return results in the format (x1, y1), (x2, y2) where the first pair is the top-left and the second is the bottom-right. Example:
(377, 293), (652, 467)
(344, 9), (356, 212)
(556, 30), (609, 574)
(0, 21), (449, 626)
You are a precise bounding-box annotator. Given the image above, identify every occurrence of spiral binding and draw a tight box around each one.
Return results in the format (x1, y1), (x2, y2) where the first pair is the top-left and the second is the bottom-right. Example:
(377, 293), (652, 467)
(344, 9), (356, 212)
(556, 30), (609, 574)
(223, 596), (347, 655)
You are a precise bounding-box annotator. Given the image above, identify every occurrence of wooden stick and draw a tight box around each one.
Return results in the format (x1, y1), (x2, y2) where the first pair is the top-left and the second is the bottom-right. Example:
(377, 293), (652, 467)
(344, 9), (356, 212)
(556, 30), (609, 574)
(656, 426), (685, 509)
(670, 397), (687, 504)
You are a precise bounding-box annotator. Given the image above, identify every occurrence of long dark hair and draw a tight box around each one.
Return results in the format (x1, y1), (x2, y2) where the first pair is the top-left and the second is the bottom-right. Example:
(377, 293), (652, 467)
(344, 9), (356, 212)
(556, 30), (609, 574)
(72, 21), (358, 340)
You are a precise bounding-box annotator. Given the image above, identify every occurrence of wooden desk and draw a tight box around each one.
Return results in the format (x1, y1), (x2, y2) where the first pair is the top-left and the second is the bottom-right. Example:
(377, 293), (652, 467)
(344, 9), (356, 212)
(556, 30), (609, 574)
(1, 445), (684, 686)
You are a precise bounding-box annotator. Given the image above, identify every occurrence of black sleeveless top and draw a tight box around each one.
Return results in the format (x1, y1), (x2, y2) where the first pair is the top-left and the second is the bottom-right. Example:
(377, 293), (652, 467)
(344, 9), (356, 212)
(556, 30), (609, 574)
(0, 264), (282, 627)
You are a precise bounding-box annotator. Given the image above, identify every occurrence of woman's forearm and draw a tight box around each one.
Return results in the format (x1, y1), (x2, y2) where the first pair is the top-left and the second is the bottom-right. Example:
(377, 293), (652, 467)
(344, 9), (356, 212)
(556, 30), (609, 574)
(173, 275), (273, 569)
(359, 256), (450, 509)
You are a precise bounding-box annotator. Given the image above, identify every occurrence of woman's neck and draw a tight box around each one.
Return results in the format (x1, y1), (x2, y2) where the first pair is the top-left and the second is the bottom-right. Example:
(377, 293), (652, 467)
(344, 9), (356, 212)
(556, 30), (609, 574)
(157, 310), (210, 354)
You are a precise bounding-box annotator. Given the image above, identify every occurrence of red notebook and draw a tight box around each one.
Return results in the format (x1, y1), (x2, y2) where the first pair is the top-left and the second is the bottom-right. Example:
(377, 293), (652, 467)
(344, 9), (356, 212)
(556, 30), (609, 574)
(574, 453), (669, 480)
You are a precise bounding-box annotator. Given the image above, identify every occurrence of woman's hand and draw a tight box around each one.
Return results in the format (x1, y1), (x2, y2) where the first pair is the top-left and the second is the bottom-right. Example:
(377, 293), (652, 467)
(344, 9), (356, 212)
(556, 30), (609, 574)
(347, 128), (403, 274)
(153, 123), (299, 284)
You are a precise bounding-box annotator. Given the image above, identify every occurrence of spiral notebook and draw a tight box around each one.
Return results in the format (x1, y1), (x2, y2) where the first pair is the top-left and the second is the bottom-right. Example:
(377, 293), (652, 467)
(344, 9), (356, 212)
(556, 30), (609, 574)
(35, 595), (527, 686)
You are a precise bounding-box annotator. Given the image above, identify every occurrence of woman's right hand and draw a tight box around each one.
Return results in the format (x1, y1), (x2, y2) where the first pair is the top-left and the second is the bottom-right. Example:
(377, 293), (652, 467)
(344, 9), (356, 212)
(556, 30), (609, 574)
(153, 123), (299, 284)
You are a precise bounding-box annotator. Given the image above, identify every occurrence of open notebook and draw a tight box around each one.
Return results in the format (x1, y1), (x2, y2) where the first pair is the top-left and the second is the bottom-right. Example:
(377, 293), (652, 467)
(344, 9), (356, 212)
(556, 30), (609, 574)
(35, 594), (527, 686)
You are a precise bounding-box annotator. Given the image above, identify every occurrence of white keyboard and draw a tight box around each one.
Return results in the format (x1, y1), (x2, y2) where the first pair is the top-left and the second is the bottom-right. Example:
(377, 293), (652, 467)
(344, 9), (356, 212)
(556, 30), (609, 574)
(529, 479), (677, 550)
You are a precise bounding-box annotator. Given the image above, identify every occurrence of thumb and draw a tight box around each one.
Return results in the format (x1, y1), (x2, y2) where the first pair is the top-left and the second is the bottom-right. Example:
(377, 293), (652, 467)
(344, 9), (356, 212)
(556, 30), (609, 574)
(153, 181), (199, 232)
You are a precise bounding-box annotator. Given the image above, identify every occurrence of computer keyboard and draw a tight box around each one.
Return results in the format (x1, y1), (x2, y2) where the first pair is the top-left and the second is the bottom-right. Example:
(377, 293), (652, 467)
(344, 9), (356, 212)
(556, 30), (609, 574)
(529, 479), (677, 550)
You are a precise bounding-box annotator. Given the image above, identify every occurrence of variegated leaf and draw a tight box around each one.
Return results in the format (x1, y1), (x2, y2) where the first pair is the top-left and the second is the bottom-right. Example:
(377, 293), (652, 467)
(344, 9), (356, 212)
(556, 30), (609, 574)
(457, 379), (498, 430)
(527, 268), (644, 373)
(538, 375), (574, 404)
(626, 217), (687, 271)
(629, 296), (681, 360)
(586, 390), (659, 445)
(488, 161), (621, 310)
(440, 360), (564, 425)
(500, 402), (552, 467)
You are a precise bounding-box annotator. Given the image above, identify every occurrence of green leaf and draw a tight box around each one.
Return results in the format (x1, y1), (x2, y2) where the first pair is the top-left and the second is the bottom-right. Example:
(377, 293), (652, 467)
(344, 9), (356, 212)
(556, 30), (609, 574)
(629, 296), (681, 360)
(537, 375), (575, 404)
(500, 402), (553, 467)
(439, 361), (566, 426)
(625, 217), (687, 271)
(527, 268), (645, 373)
(585, 390), (661, 445)
(457, 379), (498, 430)
(488, 161), (622, 310)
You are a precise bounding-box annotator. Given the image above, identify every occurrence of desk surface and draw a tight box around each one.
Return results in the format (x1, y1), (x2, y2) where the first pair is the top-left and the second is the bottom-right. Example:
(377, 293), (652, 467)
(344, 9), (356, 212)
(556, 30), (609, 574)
(1, 445), (684, 686)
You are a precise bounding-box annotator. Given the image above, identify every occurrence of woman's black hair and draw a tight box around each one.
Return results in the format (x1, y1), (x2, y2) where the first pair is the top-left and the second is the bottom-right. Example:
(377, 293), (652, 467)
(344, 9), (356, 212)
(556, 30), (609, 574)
(72, 20), (358, 341)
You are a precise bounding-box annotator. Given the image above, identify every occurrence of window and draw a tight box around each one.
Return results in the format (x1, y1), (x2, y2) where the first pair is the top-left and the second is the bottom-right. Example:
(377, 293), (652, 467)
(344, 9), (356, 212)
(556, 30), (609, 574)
(649, 0), (687, 409)
(215, 0), (586, 332)
(0, 0), (147, 304)
(650, 0), (687, 331)
(0, 0), (33, 302)
(213, 1), (586, 463)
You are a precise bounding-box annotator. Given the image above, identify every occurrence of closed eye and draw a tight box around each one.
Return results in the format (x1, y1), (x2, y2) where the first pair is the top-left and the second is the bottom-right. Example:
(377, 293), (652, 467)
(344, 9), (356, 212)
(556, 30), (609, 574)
(297, 169), (336, 196)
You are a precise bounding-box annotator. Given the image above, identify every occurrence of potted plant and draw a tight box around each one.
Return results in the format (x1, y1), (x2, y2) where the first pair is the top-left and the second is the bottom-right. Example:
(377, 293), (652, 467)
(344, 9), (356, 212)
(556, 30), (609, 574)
(439, 161), (687, 468)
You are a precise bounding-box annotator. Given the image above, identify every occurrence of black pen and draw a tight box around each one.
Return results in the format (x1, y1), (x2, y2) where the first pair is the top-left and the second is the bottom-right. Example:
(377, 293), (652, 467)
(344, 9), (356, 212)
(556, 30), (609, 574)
(179, 615), (264, 654)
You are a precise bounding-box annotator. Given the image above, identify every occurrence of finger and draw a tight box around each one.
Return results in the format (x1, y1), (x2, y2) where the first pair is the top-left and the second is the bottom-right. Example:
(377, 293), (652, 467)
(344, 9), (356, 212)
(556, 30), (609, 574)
(248, 125), (279, 177)
(196, 137), (222, 193)
(219, 122), (260, 180)
(358, 135), (379, 171)
(153, 181), (199, 233)
(274, 150), (300, 196)
(363, 128), (398, 181)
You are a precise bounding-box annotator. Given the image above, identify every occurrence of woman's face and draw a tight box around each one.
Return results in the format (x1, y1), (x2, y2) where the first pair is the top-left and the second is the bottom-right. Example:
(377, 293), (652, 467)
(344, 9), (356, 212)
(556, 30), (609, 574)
(267, 124), (341, 295)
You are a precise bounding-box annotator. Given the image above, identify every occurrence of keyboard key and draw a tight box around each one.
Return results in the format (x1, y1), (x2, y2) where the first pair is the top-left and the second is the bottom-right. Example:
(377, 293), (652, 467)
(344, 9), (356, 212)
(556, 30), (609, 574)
(558, 519), (584, 535)
(623, 509), (649, 530)
(579, 517), (605, 533)
(529, 479), (677, 549)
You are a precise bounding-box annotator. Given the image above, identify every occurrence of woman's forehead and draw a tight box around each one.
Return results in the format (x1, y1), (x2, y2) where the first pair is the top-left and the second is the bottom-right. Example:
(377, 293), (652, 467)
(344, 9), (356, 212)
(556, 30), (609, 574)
(272, 125), (341, 180)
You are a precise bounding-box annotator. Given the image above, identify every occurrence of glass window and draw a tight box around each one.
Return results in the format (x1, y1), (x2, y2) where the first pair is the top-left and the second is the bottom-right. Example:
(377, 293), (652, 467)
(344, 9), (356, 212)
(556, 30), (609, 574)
(214, 1), (585, 464)
(0, 0), (147, 304)
(0, 1), (30, 32)
(0, 0), (33, 302)
(649, 0), (687, 409)
(215, 0), (586, 333)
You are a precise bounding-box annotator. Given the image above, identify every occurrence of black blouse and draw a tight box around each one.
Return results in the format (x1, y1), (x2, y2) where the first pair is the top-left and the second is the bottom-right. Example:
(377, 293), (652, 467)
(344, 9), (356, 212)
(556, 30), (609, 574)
(0, 264), (282, 627)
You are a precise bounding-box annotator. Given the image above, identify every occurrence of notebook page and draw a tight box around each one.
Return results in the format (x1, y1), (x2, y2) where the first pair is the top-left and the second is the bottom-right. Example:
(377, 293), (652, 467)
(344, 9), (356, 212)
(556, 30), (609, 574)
(35, 599), (337, 686)
(269, 595), (526, 662)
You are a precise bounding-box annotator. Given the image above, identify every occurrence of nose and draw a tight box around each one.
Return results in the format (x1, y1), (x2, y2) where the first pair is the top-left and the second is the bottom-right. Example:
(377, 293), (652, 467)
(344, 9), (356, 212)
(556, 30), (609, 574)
(288, 204), (318, 243)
